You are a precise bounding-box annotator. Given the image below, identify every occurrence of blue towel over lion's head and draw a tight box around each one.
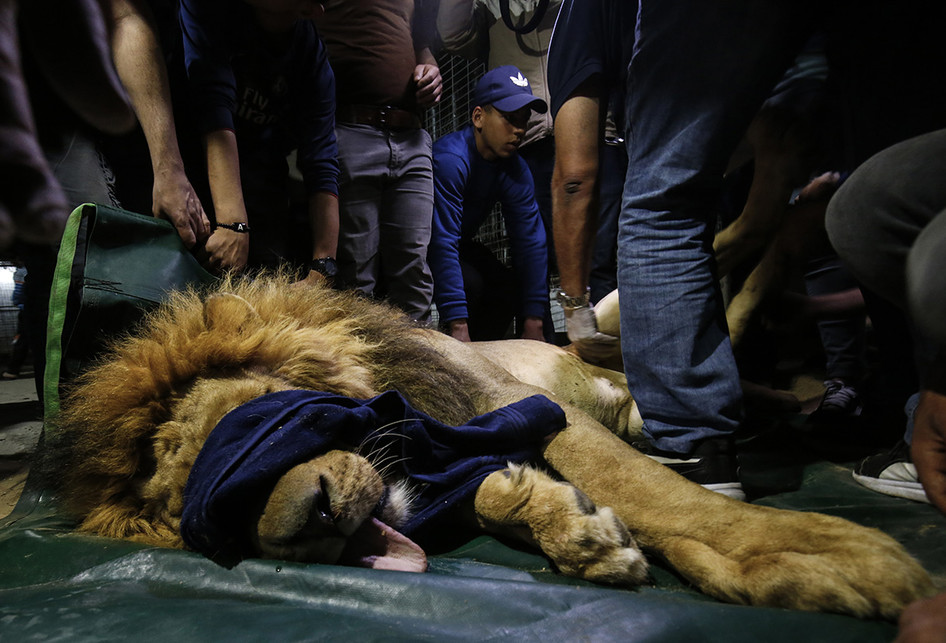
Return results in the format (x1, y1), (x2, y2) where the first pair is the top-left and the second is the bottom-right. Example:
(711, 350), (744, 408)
(180, 389), (566, 564)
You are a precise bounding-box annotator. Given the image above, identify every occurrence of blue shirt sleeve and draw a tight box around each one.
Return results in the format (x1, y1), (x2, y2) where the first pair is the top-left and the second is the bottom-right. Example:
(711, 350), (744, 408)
(180, 0), (238, 134)
(430, 140), (471, 324)
(499, 160), (549, 319)
(293, 33), (339, 196)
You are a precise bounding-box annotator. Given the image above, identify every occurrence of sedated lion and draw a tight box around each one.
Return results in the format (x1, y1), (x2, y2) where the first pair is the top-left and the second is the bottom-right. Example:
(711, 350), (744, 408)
(46, 274), (932, 620)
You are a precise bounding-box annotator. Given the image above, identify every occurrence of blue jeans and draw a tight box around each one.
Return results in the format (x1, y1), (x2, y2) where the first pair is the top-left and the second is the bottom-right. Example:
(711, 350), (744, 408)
(804, 254), (866, 383)
(335, 123), (435, 322)
(619, 0), (811, 453)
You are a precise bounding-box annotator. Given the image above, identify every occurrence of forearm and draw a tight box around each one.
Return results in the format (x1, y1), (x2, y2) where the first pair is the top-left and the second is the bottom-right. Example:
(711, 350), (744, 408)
(204, 129), (247, 224)
(552, 95), (601, 297)
(416, 46), (437, 67)
(308, 191), (339, 259)
(110, 0), (184, 177)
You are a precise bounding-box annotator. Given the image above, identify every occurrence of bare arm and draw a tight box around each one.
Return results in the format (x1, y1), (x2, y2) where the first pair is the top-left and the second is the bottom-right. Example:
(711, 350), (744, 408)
(551, 85), (620, 362)
(202, 129), (249, 273)
(110, 0), (210, 247)
(552, 91), (601, 297)
(297, 191), (339, 286)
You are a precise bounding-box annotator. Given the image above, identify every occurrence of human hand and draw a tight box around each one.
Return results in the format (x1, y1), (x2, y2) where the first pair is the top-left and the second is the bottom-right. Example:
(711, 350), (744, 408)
(520, 316), (545, 342)
(201, 228), (249, 274)
(449, 319), (471, 342)
(911, 389), (946, 514)
(294, 269), (330, 289)
(895, 590), (946, 642)
(152, 166), (210, 248)
(564, 304), (621, 364)
(414, 64), (442, 108)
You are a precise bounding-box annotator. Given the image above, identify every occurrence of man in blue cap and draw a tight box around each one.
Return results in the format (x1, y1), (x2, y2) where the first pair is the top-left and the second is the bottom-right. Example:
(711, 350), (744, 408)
(429, 65), (551, 342)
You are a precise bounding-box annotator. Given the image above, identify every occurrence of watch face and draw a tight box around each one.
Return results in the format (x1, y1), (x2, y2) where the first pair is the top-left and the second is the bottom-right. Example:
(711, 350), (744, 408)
(312, 258), (338, 278)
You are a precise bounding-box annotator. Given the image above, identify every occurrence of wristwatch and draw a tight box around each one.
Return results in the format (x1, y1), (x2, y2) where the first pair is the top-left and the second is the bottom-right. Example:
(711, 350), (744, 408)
(310, 257), (338, 280)
(556, 289), (590, 310)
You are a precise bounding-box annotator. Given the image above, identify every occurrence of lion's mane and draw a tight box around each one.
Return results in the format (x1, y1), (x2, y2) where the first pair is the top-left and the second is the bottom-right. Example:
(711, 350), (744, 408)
(44, 274), (479, 543)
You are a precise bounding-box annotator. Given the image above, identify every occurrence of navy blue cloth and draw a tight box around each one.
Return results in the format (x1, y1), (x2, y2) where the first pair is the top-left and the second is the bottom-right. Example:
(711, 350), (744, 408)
(547, 0), (635, 120)
(180, 390), (566, 562)
(179, 0), (339, 196)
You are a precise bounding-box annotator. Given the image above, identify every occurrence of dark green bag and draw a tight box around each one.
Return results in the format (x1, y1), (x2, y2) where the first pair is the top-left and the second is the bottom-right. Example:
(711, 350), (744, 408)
(43, 203), (217, 418)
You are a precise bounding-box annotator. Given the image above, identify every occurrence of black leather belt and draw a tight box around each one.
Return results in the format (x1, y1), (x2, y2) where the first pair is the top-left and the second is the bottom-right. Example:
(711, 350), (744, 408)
(336, 104), (422, 130)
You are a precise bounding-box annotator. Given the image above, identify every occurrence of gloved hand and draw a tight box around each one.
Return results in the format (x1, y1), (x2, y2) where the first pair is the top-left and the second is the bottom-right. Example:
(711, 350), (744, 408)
(563, 302), (621, 365)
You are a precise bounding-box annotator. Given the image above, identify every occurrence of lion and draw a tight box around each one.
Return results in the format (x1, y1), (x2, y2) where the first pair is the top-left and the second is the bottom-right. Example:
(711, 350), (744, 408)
(45, 274), (932, 620)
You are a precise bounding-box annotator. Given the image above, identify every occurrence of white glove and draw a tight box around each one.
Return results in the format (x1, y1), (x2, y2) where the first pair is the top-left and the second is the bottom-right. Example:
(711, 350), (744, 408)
(563, 302), (621, 365)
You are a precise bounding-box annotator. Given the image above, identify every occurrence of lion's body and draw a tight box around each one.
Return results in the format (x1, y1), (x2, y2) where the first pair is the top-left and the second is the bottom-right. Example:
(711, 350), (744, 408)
(49, 275), (933, 620)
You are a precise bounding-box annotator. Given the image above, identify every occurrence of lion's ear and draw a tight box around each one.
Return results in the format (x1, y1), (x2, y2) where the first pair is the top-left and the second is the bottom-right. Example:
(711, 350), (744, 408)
(203, 293), (262, 334)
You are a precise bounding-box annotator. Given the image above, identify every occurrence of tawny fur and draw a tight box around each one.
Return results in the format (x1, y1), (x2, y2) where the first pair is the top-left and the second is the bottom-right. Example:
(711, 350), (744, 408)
(46, 275), (480, 545)
(44, 273), (936, 619)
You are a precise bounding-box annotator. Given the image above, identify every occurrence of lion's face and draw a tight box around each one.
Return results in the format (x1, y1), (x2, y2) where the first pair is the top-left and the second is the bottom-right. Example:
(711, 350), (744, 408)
(253, 451), (386, 563)
(141, 369), (425, 570)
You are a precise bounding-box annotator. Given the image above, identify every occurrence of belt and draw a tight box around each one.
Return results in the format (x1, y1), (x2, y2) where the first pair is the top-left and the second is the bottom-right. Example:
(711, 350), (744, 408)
(336, 104), (422, 130)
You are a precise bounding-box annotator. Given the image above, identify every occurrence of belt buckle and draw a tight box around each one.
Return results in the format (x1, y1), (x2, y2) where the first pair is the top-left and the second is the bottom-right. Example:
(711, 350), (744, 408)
(378, 106), (391, 128)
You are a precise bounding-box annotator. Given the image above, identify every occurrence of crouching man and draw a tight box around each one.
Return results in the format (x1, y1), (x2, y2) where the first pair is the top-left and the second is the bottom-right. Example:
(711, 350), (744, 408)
(429, 65), (551, 342)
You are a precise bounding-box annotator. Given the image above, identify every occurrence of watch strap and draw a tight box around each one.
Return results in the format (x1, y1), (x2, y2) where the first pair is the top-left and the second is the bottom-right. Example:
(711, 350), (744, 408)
(215, 221), (250, 233)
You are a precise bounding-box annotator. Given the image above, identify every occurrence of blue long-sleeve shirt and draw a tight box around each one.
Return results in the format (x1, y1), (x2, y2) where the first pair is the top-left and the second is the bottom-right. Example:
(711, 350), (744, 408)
(430, 126), (549, 323)
(180, 0), (339, 195)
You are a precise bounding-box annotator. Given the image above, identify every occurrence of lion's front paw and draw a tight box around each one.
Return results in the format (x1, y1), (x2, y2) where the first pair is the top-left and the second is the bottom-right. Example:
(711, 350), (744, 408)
(475, 465), (649, 586)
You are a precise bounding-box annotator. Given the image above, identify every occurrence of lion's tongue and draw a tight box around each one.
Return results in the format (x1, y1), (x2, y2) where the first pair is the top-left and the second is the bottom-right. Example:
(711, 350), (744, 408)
(339, 517), (428, 573)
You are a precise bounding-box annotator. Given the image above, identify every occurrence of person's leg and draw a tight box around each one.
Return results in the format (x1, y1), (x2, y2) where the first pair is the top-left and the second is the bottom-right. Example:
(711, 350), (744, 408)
(804, 254), (867, 420)
(23, 129), (120, 402)
(377, 128), (435, 322)
(335, 124), (385, 298)
(459, 240), (516, 341)
(827, 129), (946, 319)
(908, 206), (946, 352)
(3, 308), (29, 377)
(827, 129), (946, 503)
(620, 0), (811, 456)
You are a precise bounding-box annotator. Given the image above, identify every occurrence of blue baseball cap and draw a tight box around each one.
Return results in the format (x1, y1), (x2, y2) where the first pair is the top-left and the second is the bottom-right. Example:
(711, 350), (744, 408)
(472, 65), (548, 114)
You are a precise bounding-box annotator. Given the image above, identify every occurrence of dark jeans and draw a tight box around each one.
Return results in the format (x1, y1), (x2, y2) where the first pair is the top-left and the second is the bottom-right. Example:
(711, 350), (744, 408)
(458, 240), (516, 341)
(589, 141), (627, 304)
(803, 254), (866, 383)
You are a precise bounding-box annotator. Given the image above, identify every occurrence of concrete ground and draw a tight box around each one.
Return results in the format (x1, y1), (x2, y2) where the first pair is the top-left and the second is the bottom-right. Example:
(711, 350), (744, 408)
(0, 372), (42, 520)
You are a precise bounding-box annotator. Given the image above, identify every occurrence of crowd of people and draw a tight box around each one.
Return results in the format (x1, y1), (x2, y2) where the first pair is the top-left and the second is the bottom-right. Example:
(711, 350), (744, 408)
(2, 0), (946, 637)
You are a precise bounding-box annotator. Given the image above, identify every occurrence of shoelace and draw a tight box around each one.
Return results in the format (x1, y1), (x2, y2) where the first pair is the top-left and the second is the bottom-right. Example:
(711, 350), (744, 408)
(822, 380), (862, 413)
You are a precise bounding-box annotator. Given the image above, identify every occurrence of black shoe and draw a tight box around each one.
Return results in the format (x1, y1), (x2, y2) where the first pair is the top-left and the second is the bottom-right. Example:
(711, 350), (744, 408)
(807, 379), (863, 424)
(633, 438), (745, 501)
(853, 440), (929, 504)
